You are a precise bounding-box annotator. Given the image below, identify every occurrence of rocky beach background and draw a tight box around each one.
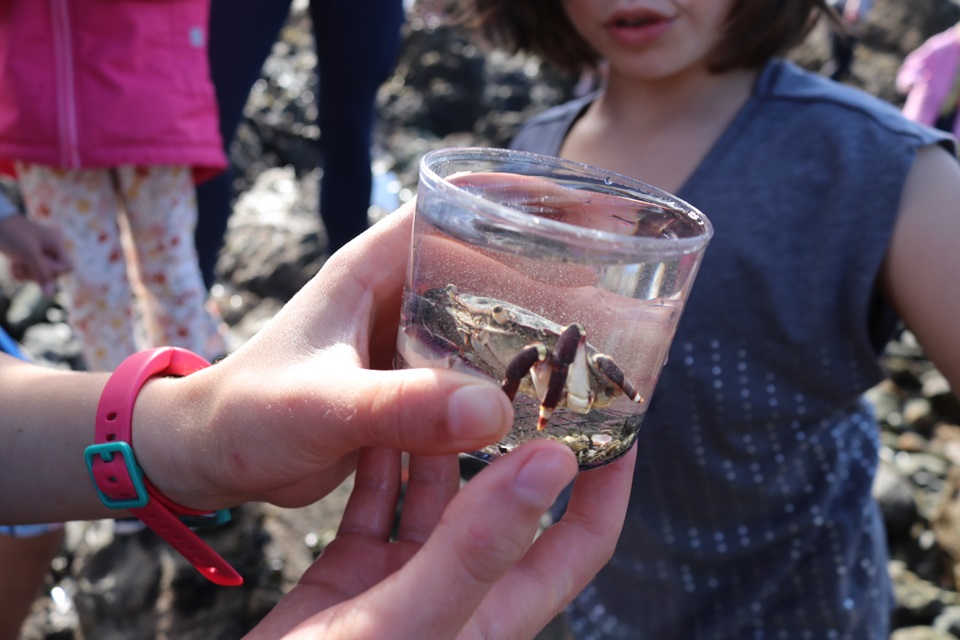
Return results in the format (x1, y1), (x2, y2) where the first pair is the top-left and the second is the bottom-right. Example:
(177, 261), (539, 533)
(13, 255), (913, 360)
(4, 0), (960, 637)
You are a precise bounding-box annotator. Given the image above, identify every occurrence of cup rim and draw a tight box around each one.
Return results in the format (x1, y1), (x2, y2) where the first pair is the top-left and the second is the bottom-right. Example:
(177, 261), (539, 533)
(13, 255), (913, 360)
(419, 147), (713, 260)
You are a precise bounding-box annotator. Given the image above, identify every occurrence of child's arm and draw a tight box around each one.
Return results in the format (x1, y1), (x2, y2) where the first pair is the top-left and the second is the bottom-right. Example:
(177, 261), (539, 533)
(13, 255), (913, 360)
(0, 202), (515, 524)
(0, 345), (634, 640)
(881, 145), (960, 389)
(0, 194), (72, 296)
(0, 199), (637, 639)
(0, 356), (115, 520)
(895, 30), (948, 96)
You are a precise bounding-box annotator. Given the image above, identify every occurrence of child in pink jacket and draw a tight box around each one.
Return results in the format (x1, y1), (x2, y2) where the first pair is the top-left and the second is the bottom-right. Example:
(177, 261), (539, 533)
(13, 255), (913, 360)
(0, 0), (228, 370)
(896, 23), (960, 141)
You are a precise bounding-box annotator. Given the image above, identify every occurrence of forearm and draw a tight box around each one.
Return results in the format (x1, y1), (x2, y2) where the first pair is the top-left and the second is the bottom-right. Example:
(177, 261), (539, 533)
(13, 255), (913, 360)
(0, 354), (216, 523)
(0, 355), (114, 522)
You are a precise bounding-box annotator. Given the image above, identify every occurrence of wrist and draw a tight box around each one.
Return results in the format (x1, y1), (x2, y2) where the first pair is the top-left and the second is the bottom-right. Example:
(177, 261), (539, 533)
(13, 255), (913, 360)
(132, 362), (237, 513)
(132, 376), (211, 509)
(0, 363), (114, 523)
(86, 347), (242, 585)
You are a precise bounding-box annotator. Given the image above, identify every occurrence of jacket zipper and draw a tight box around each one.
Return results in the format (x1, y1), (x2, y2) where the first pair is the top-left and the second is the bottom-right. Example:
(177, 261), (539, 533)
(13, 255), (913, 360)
(50, 0), (81, 168)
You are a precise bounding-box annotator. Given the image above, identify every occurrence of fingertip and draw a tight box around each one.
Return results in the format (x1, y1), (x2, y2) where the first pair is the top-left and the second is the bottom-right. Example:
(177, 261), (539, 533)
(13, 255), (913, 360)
(447, 383), (513, 442)
(512, 442), (577, 509)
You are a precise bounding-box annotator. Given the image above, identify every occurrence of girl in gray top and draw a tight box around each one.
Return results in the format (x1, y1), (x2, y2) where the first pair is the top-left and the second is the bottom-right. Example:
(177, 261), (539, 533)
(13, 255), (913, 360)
(463, 0), (960, 637)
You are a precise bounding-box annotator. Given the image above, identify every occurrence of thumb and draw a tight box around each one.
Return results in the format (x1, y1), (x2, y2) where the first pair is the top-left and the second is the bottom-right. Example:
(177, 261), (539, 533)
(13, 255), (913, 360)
(331, 367), (515, 456)
(9, 260), (32, 282)
(354, 441), (578, 639)
(26, 248), (55, 291)
(43, 242), (73, 275)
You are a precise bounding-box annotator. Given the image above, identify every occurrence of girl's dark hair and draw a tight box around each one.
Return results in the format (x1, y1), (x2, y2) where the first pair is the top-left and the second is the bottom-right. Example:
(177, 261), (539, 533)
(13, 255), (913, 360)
(459, 0), (838, 74)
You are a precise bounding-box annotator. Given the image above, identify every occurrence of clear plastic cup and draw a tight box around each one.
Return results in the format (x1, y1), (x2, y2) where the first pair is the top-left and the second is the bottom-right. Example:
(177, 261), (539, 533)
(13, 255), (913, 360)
(395, 147), (713, 470)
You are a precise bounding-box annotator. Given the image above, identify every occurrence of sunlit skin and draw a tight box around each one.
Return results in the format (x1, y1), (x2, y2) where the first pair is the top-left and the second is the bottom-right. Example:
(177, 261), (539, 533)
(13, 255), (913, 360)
(558, 0), (758, 195)
(561, 0), (734, 83)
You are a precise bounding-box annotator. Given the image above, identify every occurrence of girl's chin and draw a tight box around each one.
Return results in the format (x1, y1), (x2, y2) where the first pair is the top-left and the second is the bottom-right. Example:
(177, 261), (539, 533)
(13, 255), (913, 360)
(606, 61), (694, 84)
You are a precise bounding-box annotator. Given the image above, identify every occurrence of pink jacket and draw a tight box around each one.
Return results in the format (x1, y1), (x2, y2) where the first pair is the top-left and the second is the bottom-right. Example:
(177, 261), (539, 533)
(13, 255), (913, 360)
(896, 25), (960, 140)
(0, 0), (226, 183)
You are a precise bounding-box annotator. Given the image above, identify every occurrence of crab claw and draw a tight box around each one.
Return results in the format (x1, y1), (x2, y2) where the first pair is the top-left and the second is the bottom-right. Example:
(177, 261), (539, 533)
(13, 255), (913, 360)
(502, 344), (548, 401)
(595, 354), (644, 404)
(535, 323), (586, 430)
(536, 410), (553, 431)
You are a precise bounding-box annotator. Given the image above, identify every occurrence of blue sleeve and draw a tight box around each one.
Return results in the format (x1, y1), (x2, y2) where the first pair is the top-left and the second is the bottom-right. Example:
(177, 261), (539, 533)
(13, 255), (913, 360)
(0, 326), (26, 360)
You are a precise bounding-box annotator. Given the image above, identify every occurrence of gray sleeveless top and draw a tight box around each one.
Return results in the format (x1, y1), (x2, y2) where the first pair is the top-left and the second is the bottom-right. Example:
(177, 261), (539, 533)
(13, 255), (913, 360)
(512, 59), (955, 639)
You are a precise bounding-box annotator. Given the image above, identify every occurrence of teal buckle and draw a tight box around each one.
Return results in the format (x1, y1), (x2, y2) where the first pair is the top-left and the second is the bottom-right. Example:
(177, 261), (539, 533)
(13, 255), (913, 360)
(180, 508), (232, 529)
(84, 441), (149, 510)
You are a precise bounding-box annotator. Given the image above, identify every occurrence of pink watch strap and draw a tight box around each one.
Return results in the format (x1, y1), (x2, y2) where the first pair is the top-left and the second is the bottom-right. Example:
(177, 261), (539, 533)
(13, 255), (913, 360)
(86, 347), (243, 587)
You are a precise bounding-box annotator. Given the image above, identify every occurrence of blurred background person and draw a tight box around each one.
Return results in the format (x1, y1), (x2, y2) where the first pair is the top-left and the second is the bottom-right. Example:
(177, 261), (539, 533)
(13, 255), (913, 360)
(897, 21), (960, 140)
(824, 0), (874, 80)
(195, 0), (406, 288)
(0, 0), (229, 372)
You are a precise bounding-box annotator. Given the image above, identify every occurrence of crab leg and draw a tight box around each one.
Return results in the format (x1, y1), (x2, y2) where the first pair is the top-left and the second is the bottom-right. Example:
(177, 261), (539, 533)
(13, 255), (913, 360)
(595, 355), (644, 404)
(501, 344), (547, 401)
(536, 323), (586, 430)
(402, 325), (463, 369)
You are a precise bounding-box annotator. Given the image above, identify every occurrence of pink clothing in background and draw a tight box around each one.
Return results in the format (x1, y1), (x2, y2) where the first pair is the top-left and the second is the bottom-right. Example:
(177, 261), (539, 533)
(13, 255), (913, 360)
(896, 26), (960, 140)
(0, 0), (227, 183)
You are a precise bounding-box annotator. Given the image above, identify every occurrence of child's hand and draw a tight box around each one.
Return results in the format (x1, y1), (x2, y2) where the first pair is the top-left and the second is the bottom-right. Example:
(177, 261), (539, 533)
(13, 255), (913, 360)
(0, 216), (72, 296)
(134, 200), (517, 512)
(0, 196), (638, 640)
(246, 442), (636, 639)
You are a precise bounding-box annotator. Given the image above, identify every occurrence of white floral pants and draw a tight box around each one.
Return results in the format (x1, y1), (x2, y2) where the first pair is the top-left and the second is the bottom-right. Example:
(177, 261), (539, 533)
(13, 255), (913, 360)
(16, 164), (227, 371)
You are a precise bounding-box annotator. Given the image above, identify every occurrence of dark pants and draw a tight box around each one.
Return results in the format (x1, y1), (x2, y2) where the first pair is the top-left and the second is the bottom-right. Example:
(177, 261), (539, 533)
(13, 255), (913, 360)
(828, 29), (856, 81)
(195, 0), (405, 288)
(826, 0), (856, 82)
(935, 110), (958, 134)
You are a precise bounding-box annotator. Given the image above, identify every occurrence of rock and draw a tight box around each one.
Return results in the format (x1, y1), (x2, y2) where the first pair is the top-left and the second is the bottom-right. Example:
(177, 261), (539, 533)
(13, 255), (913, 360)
(924, 370), (960, 424)
(4, 283), (55, 341)
(891, 626), (959, 640)
(906, 397), (939, 436)
(217, 167), (326, 302)
(891, 560), (960, 628)
(933, 424), (960, 468)
(20, 320), (86, 370)
(933, 605), (960, 636)
(875, 460), (922, 546)
(933, 468), (960, 587)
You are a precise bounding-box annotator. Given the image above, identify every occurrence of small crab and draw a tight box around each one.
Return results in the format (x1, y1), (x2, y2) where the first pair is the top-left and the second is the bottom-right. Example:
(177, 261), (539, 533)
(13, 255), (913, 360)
(405, 284), (643, 430)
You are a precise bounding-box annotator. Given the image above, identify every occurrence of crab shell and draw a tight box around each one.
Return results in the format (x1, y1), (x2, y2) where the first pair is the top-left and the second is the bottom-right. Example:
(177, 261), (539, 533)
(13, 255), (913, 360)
(421, 285), (633, 417)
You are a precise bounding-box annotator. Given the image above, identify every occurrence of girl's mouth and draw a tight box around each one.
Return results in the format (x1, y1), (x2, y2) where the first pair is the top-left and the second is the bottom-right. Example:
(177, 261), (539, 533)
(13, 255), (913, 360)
(611, 15), (660, 27)
(604, 10), (675, 46)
